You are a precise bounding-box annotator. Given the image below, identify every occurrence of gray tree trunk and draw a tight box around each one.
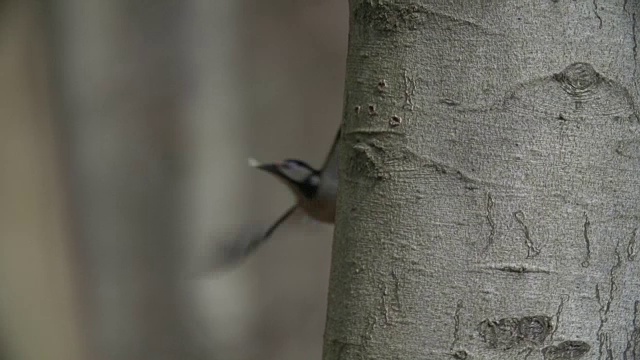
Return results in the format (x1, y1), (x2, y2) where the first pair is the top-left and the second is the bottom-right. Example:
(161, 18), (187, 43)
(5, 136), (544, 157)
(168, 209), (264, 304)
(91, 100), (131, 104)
(323, 1), (640, 359)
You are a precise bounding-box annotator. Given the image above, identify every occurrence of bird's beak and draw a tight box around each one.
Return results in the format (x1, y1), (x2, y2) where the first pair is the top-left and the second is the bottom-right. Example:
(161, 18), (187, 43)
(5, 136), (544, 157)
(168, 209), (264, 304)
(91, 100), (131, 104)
(256, 163), (280, 174)
(248, 158), (281, 176)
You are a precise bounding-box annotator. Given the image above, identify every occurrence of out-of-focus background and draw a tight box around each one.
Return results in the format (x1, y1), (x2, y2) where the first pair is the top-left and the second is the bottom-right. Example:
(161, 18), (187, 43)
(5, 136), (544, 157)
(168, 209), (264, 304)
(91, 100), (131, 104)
(0, 1), (347, 359)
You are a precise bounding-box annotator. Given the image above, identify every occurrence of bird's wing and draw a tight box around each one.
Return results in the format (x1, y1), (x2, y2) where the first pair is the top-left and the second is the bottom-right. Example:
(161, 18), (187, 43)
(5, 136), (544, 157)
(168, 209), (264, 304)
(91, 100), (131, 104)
(319, 127), (341, 184)
(260, 205), (298, 244)
(203, 205), (298, 273)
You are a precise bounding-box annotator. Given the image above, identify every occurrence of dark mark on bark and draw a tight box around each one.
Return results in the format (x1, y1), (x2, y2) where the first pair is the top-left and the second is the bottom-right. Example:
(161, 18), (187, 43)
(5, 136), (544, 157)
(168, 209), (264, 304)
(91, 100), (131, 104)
(377, 79), (387, 93)
(440, 98), (460, 106)
(391, 268), (401, 312)
(451, 300), (463, 351)
(592, 0), (602, 29)
(402, 70), (416, 110)
(624, 300), (640, 359)
(634, 15), (638, 80)
(550, 295), (569, 343)
(390, 115), (402, 127)
(485, 192), (496, 251)
(368, 104), (377, 116)
(598, 332), (613, 360)
(542, 341), (591, 359)
(481, 264), (551, 274)
(609, 241), (623, 298)
(628, 228), (638, 261)
(514, 211), (541, 258)
(478, 315), (553, 350)
(354, 105), (361, 114)
(452, 350), (468, 359)
(595, 285), (605, 350)
(581, 212), (591, 267)
(616, 139), (640, 159)
(353, 2), (482, 34)
(596, 242), (623, 359)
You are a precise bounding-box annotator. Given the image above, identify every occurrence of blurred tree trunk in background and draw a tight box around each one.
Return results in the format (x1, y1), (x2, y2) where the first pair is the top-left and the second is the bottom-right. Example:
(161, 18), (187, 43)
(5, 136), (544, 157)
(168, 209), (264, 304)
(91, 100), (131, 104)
(0, 0), (348, 359)
(47, 1), (205, 359)
(0, 1), (86, 360)
(182, 1), (256, 359)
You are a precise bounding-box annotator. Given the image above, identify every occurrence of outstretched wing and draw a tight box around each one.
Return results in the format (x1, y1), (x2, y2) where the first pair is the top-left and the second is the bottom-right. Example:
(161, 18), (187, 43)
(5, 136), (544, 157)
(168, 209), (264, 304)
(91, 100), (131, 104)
(319, 127), (341, 185)
(202, 205), (298, 273)
(255, 205), (298, 249)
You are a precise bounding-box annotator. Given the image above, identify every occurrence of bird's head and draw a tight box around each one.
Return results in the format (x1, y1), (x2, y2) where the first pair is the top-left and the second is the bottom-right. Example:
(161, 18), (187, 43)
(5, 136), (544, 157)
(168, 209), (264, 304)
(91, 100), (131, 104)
(249, 158), (320, 199)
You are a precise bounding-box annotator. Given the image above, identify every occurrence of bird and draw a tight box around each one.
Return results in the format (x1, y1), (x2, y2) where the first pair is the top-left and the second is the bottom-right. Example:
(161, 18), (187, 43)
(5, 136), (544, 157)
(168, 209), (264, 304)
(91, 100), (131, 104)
(206, 127), (341, 271)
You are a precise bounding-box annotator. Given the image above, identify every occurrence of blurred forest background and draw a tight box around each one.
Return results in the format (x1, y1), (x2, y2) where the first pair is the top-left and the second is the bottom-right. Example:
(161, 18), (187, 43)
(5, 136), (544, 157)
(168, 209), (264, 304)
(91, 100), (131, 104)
(0, 0), (347, 359)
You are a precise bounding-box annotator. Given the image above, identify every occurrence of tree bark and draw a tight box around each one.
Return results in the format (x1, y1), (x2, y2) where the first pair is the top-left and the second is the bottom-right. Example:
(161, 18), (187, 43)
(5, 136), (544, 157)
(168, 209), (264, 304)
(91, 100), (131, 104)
(324, 1), (639, 359)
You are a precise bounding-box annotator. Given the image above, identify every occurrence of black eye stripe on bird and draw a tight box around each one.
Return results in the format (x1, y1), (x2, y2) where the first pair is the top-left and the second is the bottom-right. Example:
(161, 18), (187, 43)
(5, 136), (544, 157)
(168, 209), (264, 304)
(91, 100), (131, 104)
(207, 128), (341, 272)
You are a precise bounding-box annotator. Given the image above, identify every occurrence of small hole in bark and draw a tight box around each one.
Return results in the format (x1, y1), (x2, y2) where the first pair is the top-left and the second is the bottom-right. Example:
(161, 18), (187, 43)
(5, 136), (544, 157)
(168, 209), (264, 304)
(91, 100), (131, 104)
(368, 104), (377, 116)
(390, 115), (402, 127)
(453, 350), (468, 359)
(354, 105), (361, 114)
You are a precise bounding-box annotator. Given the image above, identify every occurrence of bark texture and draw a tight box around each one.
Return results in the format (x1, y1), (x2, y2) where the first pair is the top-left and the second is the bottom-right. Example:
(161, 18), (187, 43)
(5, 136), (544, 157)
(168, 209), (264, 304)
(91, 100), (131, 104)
(324, 1), (640, 359)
